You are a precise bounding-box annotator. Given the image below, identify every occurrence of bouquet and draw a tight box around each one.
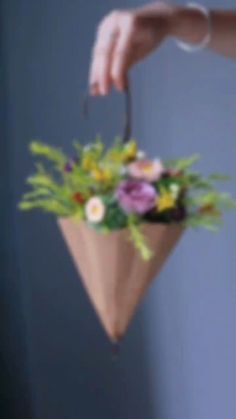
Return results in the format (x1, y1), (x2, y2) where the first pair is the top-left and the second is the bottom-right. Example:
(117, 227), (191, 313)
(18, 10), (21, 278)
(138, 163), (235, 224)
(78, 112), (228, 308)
(19, 137), (236, 259)
(19, 137), (236, 341)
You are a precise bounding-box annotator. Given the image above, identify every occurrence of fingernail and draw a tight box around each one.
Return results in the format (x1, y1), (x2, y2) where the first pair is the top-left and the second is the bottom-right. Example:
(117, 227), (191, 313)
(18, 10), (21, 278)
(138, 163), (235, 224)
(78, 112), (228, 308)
(90, 83), (99, 96)
(100, 85), (108, 95)
(117, 82), (125, 92)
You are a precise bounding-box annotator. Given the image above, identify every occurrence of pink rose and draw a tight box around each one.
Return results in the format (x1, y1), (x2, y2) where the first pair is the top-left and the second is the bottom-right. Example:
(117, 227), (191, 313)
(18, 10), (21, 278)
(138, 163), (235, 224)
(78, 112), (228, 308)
(128, 159), (164, 182)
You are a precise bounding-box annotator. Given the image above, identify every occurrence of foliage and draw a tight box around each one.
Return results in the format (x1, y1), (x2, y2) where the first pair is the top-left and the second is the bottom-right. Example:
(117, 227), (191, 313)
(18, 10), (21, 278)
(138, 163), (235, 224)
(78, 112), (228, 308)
(128, 216), (153, 261)
(19, 138), (236, 260)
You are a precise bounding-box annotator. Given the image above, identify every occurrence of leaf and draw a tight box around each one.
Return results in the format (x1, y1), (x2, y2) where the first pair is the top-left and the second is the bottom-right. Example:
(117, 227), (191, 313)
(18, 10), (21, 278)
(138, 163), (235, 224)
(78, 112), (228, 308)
(30, 141), (67, 170)
(18, 199), (71, 216)
(72, 140), (83, 157)
(26, 173), (56, 189)
(128, 218), (153, 261)
(165, 154), (200, 171)
(21, 188), (52, 200)
(185, 212), (222, 231)
(188, 191), (236, 210)
(103, 202), (128, 230)
(185, 172), (214, 190)
(208, 173), (231, 182)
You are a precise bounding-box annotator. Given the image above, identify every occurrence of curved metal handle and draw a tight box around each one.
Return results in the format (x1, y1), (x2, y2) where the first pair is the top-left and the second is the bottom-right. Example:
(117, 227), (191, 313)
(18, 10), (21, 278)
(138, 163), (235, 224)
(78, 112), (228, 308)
(82, 84), (132, 143)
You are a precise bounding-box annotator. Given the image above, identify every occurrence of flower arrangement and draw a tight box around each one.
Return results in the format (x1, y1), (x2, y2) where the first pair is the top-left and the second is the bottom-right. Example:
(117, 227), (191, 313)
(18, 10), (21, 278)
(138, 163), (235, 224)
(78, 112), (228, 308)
(19, 137), (236, 260)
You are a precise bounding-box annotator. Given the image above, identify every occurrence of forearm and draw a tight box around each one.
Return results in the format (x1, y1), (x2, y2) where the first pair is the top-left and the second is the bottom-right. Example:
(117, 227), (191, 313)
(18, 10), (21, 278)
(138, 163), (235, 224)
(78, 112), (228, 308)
(170, 7), (236, 58)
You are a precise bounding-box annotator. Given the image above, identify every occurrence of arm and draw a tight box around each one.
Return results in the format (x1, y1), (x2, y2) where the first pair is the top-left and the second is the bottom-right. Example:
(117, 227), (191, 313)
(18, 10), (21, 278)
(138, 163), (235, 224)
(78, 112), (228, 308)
(89, 3), (236, 96)
(172, 8), (236, 58)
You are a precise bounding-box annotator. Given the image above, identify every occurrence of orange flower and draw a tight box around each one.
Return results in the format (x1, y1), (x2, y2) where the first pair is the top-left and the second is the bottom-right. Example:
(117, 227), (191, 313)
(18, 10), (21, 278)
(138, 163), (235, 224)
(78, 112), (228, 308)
(72, 192), (85, 204)
(199, 204), (220, 216)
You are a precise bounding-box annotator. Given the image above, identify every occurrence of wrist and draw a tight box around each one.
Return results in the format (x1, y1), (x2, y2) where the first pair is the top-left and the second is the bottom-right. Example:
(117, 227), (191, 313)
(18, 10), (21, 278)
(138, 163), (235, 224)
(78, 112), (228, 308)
(168, 5), (210, 45)
(134, 3), (180, 42)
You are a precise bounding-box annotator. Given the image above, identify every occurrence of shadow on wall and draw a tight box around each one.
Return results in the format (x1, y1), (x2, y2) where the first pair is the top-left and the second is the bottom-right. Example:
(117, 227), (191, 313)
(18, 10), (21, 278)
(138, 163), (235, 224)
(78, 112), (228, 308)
(0, 1), (155, 419)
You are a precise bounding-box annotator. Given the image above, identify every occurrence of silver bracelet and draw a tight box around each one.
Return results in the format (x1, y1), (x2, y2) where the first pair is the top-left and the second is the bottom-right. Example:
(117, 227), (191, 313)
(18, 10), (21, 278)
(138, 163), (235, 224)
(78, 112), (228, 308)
(175, 2), (212, 53)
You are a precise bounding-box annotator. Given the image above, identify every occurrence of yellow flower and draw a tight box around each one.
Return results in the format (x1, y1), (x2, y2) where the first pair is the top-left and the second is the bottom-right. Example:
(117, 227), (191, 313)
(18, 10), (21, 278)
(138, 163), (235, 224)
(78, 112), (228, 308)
(123, 140), (137, 162)
(92, 167), (113, 183)
(107, 149), (123, 163)
(81, 156), (97, 172)
(157, 189), (176, 212)
(199, 204), (221, 217)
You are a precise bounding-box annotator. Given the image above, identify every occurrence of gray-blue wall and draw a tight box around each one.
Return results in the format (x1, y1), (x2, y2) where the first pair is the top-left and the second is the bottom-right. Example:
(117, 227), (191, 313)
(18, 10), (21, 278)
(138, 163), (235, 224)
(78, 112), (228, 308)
(133, 1), (236, 418)
(1, 1), (236, 419)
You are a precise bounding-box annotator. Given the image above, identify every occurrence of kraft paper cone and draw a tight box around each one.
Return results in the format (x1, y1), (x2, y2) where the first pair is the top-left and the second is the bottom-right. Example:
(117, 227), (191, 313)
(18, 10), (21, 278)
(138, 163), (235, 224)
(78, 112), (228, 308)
(58, 218), (183, 342)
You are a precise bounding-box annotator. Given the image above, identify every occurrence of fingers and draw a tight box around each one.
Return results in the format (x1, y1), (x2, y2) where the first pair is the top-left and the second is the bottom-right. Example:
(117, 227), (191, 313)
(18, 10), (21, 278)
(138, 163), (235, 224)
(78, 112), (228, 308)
(111, 16), (135, 91)
(89, 11), (136, 95)
(89, 11), (119, 95)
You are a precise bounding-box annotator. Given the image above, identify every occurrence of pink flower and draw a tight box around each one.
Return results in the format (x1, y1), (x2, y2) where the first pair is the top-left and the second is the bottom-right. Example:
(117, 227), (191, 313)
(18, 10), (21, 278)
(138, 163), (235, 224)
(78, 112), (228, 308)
(128, 159), (164, 182)
(116, 180), (157, 215)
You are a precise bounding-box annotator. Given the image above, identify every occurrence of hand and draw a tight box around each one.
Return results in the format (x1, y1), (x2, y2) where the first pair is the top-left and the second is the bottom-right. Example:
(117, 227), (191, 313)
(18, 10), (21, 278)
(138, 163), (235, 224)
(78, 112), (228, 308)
(89, 2), (176, 95)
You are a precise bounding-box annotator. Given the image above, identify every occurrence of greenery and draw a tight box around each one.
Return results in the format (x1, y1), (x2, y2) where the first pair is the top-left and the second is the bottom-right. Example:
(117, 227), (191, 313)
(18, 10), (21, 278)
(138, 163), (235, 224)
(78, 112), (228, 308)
(19, 138), (236, 260)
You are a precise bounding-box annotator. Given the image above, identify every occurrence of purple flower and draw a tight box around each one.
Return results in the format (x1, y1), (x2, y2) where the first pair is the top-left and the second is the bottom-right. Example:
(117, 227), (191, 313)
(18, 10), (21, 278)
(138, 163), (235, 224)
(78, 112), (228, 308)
(116, 180), (157, 215)
(64, 157), (78, 173)
(171, 206), (187, 222)
(64, 162), (73, 172)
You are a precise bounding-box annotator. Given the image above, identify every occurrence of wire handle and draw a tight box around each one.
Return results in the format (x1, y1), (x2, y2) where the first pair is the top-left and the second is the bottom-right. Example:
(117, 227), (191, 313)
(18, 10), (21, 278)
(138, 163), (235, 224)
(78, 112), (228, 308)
(82, 84), (132, 144)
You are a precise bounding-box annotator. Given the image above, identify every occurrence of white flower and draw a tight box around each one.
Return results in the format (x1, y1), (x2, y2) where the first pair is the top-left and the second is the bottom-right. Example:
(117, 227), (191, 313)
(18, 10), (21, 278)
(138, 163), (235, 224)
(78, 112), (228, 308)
(83, 143), (92, 151)
(85, 197), (106, 223)
(119, 165), (128, 176)
(170, 183), (180, 199)
(137, 150), (146, 160)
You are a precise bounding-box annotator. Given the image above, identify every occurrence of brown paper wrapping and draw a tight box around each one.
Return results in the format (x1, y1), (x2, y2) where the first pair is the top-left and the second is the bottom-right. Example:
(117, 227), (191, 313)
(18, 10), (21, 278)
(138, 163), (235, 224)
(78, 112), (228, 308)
(57, 218), (183, 342)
